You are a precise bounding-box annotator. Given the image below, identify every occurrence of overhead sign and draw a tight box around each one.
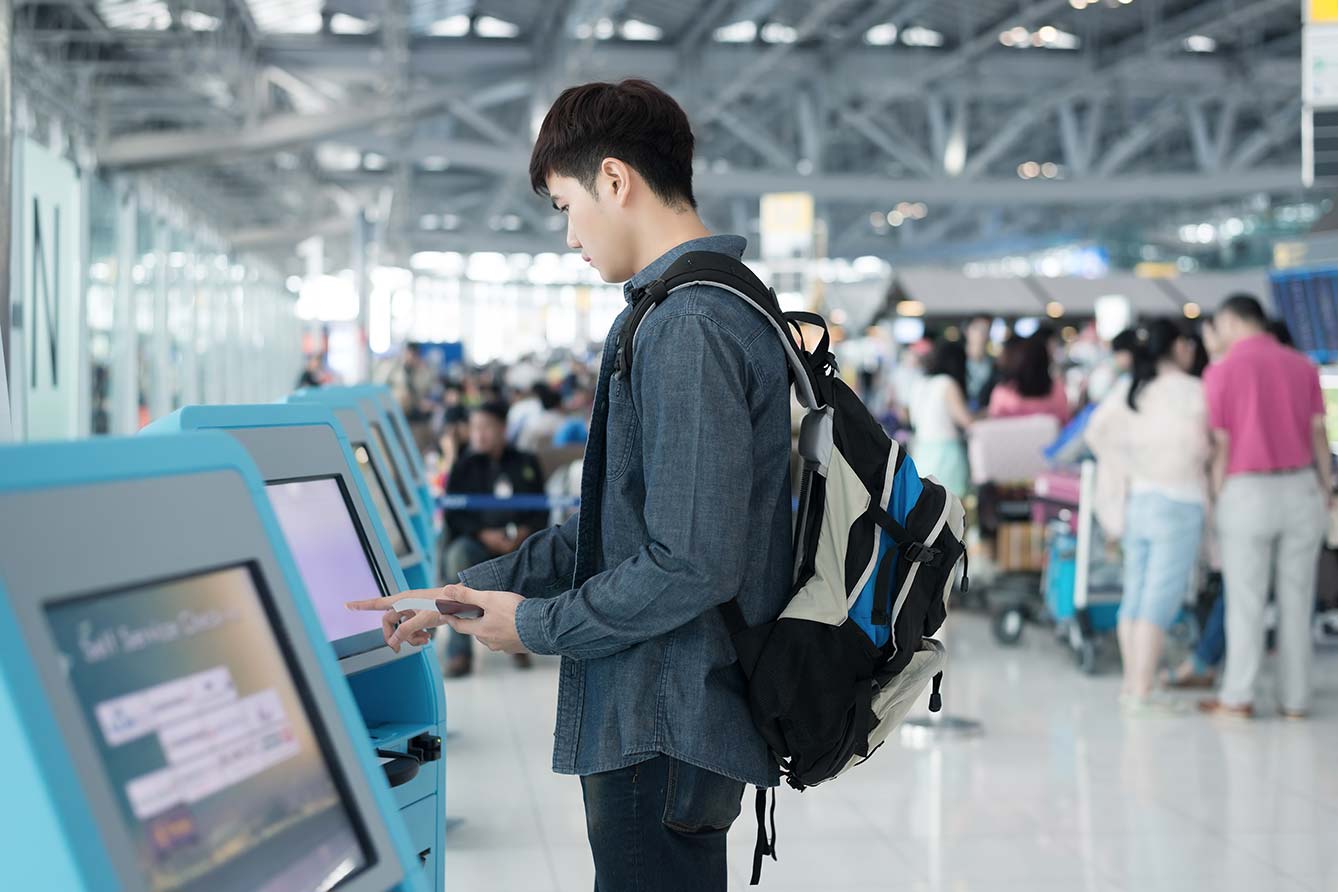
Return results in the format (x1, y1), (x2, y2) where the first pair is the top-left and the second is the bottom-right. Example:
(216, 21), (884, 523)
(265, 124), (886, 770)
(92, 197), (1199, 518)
(13, 138), (84, 440)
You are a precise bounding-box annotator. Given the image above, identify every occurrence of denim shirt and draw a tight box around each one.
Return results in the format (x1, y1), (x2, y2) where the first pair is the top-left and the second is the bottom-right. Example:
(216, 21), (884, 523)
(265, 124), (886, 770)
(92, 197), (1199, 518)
(458, 234), (793, 786)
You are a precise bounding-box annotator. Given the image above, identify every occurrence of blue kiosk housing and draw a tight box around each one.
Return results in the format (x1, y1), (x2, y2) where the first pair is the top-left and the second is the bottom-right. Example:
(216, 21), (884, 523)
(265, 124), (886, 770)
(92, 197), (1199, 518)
(145, 404), (447, 890)
(0, 434), (428, 892)
(340, 384), (434, 526)
(289, 389), (437, 589)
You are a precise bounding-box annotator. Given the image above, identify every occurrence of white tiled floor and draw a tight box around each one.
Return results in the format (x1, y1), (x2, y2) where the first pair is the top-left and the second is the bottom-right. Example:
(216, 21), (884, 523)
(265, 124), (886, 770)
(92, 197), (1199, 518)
(438, 614), (1338, 891)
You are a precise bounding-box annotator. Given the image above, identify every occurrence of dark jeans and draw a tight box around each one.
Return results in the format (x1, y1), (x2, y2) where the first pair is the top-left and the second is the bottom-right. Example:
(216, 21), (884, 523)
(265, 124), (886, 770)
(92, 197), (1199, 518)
(1193, 592), (1227, 673)
(581, 755), (745, 892)
(441, 536), (493, 660)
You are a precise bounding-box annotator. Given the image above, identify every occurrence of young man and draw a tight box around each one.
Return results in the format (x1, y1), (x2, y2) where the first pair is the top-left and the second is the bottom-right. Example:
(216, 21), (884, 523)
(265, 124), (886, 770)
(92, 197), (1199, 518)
(1199, 295), (1331, 720)
(350, 79), (793, 890)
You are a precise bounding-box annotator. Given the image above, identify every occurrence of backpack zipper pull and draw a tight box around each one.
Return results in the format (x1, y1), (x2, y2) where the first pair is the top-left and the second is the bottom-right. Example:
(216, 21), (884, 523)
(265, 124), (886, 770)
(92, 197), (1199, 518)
(929, 671), (944, 713)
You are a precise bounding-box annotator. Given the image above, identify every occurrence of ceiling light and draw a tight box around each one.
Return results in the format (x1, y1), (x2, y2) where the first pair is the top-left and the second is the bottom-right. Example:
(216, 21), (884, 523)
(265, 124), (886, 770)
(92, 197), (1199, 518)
(910, 202), (928, 219)
(1019, 161), (1041, 179)
(865, 23), (898, 46)
(427, 14), (470, 37)
(330, 13), (375, 35)
(887, 210), (905, 226)
(1041, 162), (1059, 178)
(901, 26), (943, 47)
(1070, 0), (1087, 8)
(181, 10), (220, 31)
(363, 152), (388, 171)
(1184, 34), (1217, 53)
(593, 17), (615, 40)
(420, 214), (441, 230)
(620, 19), (663, 41)
(897, 300), (926, 317)
(714, 20), (757, 43)
(474, 16), (519, 38)
(760, 22), (798, 44)
(420, 155), (450, 171)
(1046, 302), (1065, 319)
(1183, 302), (1202, 320)
(1038, 25), (1058, 42)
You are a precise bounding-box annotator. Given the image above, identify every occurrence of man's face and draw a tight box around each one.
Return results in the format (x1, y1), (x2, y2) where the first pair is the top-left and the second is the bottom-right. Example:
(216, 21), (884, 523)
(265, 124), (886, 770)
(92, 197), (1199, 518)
(966, 319), (990, 353)
(547, 172), (637, 283)
(469, 413), (505, 456)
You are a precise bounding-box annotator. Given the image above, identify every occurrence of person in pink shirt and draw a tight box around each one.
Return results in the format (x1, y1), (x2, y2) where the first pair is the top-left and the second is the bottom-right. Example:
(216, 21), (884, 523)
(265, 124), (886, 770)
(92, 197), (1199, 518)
(987, 334), (1071, 425)
(1198, 295), (1332, 720)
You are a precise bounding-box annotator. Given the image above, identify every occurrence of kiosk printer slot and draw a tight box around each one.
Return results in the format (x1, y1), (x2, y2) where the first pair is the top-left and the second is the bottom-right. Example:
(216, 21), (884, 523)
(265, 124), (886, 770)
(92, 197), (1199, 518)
(144, 404), (447, 890)
(0, 434), (427, 892)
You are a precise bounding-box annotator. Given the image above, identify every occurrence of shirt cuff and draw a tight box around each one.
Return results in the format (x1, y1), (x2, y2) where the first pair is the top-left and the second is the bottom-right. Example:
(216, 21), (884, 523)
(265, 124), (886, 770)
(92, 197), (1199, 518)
(456, 558), (503, 593)
(514, 597), (557, 656)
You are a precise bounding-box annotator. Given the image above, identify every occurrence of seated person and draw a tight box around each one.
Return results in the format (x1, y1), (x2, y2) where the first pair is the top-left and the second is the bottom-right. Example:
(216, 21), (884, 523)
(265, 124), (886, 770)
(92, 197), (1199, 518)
(440, 402), (548, 677)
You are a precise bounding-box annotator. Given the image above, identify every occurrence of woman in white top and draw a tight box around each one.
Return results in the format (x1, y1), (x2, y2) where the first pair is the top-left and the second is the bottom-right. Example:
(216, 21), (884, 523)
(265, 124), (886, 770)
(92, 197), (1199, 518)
(1086, 319), (1211, 714)
(909, 339), (975, 499)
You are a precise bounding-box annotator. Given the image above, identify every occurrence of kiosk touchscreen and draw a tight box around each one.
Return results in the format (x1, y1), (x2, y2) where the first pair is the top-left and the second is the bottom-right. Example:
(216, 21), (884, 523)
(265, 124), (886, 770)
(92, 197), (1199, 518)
(0, 434), (426, 892)
(144, 405), (448, 891)
(289, 393), (434, 590)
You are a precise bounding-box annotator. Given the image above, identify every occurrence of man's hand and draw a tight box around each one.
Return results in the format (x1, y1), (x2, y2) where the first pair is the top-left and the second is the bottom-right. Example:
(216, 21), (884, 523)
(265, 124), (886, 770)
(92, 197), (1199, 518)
(440, 585), (527, 654)
(345, 585), (527, 655)
(345, 589), (449, 653)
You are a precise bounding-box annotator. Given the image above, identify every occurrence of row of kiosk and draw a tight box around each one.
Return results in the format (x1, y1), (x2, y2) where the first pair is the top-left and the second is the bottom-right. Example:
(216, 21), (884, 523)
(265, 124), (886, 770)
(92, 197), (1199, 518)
(0, 385), (449, 891)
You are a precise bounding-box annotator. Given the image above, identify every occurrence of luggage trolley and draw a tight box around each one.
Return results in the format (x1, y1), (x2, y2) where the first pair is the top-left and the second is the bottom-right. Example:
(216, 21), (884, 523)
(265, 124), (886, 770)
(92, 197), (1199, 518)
(1029, 461), (1123, 674)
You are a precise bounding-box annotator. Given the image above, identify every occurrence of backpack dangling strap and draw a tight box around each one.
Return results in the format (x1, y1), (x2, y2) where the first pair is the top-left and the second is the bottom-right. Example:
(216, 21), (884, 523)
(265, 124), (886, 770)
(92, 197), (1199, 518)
(749, 786), (778, 885)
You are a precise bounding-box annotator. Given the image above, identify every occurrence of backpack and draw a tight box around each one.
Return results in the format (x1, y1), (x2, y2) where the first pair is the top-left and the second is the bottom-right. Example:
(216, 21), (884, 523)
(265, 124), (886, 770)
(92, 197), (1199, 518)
(618, 252), (969, 885)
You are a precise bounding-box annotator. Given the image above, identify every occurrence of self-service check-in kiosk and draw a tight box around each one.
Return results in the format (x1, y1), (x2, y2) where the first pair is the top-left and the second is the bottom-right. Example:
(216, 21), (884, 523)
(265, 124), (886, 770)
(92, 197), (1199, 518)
(286, 391), (435, 591)
(342, 385), (435, 526)
(145, 403), (448, 889)
(0, 434), (428, 892)
(295, 388), (435, 561)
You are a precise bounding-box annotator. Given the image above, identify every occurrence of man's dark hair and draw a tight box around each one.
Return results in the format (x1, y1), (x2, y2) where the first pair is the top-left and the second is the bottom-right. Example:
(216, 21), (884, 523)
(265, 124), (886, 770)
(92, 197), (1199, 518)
(1218, 293), (1267, 327)
(473, 402), (509, 426)
(999, 335), (1053, 399)
(535, 383), (562, 411)
(1268, 318), (1295, 347)
(529, 79), (697, 209)
(1111, 329), (1140, 355)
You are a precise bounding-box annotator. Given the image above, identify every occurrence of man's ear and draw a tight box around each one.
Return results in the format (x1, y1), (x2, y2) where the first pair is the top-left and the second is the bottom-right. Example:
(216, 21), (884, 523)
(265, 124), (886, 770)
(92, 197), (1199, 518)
(601, 158), (632, 207)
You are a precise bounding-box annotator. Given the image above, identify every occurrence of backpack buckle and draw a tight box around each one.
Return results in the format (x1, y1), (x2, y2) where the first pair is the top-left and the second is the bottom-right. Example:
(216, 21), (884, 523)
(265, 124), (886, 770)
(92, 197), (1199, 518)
(903, 542), (941, 565)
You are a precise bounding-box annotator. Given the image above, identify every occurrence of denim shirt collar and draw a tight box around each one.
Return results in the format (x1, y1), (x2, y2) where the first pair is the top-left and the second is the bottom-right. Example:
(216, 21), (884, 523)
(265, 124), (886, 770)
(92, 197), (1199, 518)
(622, 234), (748, 304)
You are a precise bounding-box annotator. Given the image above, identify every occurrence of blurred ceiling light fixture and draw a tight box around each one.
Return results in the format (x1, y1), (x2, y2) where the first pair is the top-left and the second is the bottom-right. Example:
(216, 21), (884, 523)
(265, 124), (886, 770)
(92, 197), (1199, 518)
(865, 23), (898, 45)
(474, 15), (519, 38)
(761, 22), (799, 44)
(1046, 302), (1065, 319)
(887, 210), (905, 226)
(714, 20), (757, 42)
(1183, 302), (1202, 320)
(1018, 161), (1041, 179)
(427, 14), (470, 36)
(1183, 34), (1217, 52)
(363, 152), (388, 171)
(1041, 161), (1060, 178)
(330, 13), (375, 34)
(896, 300), (926, 317)
(621, 19), (663, 40)
(1070, 0), (1087, 8)
(901, 26), (943, 47)
(315, 143), (363, 172)
(419, 155), (449, 171)
(181, 10), (221, 31)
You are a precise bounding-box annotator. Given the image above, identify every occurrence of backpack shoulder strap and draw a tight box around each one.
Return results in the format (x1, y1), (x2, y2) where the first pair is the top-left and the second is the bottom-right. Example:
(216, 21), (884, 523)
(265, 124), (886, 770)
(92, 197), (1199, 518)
(617, 251), (828, 411)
